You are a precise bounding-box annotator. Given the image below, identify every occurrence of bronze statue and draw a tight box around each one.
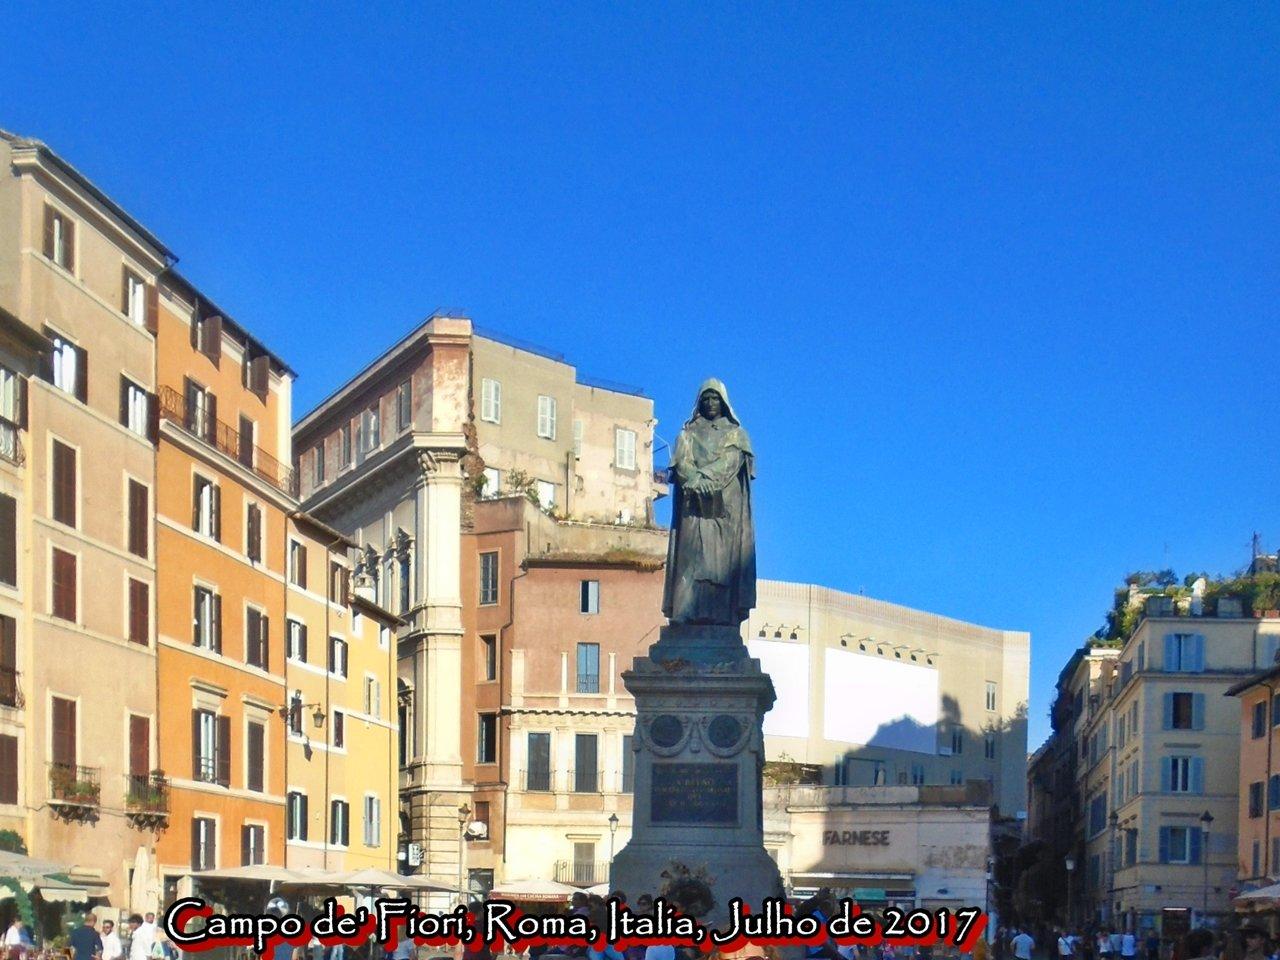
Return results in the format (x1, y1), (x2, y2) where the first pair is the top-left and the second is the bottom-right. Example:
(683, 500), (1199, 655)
(662, 379), (756, 626)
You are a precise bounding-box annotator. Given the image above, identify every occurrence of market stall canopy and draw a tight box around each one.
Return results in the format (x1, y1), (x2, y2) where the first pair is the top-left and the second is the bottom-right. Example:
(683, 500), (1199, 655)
(1235, 882), (1280, 908)
(320, 869), (461, 894)
(489, 879), (577, 902)
(0, 850), (75, 881)
(188, 865), (308, 883)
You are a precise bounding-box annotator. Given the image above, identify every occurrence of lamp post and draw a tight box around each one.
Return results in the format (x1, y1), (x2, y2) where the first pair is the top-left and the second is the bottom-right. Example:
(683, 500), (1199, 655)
(457, 803), (471, 907)
(608, 812), (619, 866)
(1200, 810), (1214, 921)
(1065, 856), (1076, 926)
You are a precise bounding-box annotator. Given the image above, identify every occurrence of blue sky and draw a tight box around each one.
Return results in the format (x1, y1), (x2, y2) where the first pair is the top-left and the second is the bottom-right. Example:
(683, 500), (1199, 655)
(8, 3), (1278, 747)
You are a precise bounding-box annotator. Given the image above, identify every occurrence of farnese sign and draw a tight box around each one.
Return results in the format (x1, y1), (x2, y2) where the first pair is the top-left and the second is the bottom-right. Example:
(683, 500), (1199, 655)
(823, 829), (891, 846)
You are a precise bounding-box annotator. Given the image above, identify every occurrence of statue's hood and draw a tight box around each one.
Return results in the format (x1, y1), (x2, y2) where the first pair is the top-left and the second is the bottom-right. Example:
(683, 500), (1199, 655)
(686, 377), (741, 425)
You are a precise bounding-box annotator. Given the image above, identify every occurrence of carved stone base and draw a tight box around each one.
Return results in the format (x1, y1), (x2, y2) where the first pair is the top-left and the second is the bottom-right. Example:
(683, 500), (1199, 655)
(610, 640), (783, 927)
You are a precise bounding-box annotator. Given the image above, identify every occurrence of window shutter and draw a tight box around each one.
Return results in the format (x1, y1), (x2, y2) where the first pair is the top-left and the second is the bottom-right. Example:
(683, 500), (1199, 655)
(1189, 826), (1202, 864)
(121, 270), (131, 315)
(74, 345), (87, 404)
(51, 697), (76, 767)
(129, 481), (148, 558)
(0, 735), (16, 805)
(190, 820), (201, 869)
(206, 392), (218, 444)
(298, 545), (308, 590)
(1158, 827), (1170, 863)
(192, 590), (201, 645)
(212, 594), (222, 653)
(129, 579), (149, 644)
(1192, 634), (1206, 672)
(16, 377), (26, 431)
(145, 284), (159, 335)
(260, 614), (270, 668)
(190, 311), (201, 350)
(211, 484), (221, 542)
(0, 495), (15, 586)
(216, 715), (231, 787)
(1270, 775), (1280, 810)
(1160, 757), (1172, 793)
(184, 377), (198, 432)
(300, 623), (308, 662)
(342, 805), (349, 847)
(207, 316), (223, 364)
(64, 219), (75, 274)
(300, 794), (309, 841)
(240, 825), (251, 866)
(147, 390), (159, 444)
(129, 715), (149, 778)
(1162, 692), (1173, 730)
(1190, 757), (1204, 795)
(1162, 635), (1177, 671)
(191, 710), (201, 779)
(119, 376), (129, 426)
(247, 723), (264, 792)
(1191, 693), (1205, 731)
(42, 206), (55, 259)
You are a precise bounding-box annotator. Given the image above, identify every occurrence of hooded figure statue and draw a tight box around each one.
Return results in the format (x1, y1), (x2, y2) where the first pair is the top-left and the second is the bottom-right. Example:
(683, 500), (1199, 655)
(662, 378), (756, 626)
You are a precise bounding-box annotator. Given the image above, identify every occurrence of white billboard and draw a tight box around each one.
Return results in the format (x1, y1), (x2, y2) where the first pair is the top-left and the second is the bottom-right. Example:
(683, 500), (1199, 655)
(822, 647), (939, 754)
(747, 638), (810, 739)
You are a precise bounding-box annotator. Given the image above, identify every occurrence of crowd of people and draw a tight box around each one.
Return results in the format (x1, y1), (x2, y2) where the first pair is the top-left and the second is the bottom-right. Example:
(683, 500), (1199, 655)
(1004, 924), (1280, 960)
(2, 911), (176, 960)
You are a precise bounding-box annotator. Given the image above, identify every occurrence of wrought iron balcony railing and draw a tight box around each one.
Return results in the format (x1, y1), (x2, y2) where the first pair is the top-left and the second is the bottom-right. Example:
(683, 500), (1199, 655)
(0, 418), (23, 467)
(125, 773), (170, 815)
(0, 667), (21, 708)
(48, 763), (100, 806)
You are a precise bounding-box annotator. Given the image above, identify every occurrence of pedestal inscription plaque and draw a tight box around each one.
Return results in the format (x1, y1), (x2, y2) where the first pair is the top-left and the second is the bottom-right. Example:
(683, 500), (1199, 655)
(651, 763), (738, 825)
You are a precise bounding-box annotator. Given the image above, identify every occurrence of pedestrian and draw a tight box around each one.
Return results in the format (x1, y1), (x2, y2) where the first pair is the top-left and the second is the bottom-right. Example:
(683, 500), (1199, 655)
(1184, 931), (1214, 960)
(100, 920), (123, 960)
(127, 915), (150, 960)
(70, 914), (103, 960)
(4, 918), (29, 951)
(1122, 932), (1137, 960)
(1060, 931), (1077, 960)
(1241, 928), (1269, 960)
(1011, 931), (1034, 960)
(1145, 934), (1160, 960)
(1099, 933), (1113, 960)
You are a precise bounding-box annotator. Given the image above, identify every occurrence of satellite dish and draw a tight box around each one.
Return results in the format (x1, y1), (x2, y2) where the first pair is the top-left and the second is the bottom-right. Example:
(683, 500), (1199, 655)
(465, 821), (488, 839)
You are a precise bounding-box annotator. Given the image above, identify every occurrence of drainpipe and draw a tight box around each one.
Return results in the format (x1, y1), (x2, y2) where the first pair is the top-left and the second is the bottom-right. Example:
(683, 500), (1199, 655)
(1262, 678), (1276, 878)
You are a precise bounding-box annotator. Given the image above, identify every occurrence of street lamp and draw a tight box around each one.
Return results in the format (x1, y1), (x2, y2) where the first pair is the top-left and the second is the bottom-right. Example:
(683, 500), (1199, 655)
(457, 803), (471, 906)
(1065, 856), (1076, 926)
(1200, 810), (1214, 921)
(608, 812), (619, 865)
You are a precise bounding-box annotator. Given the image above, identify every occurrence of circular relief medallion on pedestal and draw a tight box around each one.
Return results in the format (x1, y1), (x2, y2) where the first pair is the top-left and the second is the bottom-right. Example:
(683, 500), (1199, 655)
(649, 715), (685, 748)
(707, 714), (744, 749)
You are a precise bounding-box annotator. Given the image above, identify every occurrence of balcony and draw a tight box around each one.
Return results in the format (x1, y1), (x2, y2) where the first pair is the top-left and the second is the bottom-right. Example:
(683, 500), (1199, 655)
(48, 764), (100, 821)
(0, 418), (23, 467)
(157, 386), (297, 496)
(124, 773), (170, 828)
(0, 667), (22, 708)
(554, 860), (610, 886)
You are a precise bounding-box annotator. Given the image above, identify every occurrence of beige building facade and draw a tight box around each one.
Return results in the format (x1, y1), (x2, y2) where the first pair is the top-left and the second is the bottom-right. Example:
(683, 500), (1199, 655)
(745, 580), (1030, 819)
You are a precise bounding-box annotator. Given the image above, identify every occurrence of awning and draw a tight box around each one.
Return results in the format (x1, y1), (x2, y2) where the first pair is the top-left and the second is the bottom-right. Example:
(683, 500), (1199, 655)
(490, 879), (577, 902)
(30, 877), (92, 904)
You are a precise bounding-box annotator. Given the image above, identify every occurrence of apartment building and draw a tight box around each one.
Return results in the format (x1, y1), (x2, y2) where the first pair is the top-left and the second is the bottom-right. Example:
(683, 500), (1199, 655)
(1033, 591), (1276, 934)
(1226, 641), (1280, 891)
(0, 130), (166, 906)
(744, 580), (1031, 819)
(282, 513), (400, 872)
(294, 316), (666, 897)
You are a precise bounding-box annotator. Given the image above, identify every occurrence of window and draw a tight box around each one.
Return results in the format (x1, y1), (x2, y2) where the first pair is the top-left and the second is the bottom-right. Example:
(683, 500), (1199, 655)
(50, 695), (77, 768)
(332, 710), (345, 749)
(241, 824), (265, 866)
(330, 799), (350, 846)
(51, 548), (76, 621)
(0, 617), (16, 709)
(128, 579), (149, 645)
(910, 763), (925, 785)
(1164, 692), (1203, 731)
(246, 722), (264, 793)
(537, 395), (557, 439)
(615, 428), (637, 470)
(574, 733), (598, 792)
(1270, 774), (1280, 810)
(0, 495), (13, 587)
(286, 791), (308, 841)
(183, 378), (216, 443)
(573, 420), (584, 458)
(340, 423), (353, 467)
(0, 734), (17, 805)
(481, 635), (497, 681)
(1255, 701), (1268, 739)
(363, 795), (381, 847)
(480, 378), (501, 423)
(398, 555), (410, 613)
(985, 681), (997, 711)
(397, 381), (412, 431)
(329, 637), (348, 677)
(581, 580), (600, 615)
(127, 480), (149, 558)
(481, 466), (500, 498)
(573, 842), (596, 884)
(949, 769), (964, 785)
(193, 586), (221, 652)
(285, 621), (307, 663)
(359, 406), (380, 454)
(245, 608), (269, 670)
(192, 817), (216, 870)
(1159, 825), (1201, 864)
(331, 560), (350, 604)
(478, 713), (497, 764)
(535, 480), (555, 510)
(1125, 829), (1138, 867)
(121, 379), (151, 438)
(479, 551), (498, 606)
(122, 269), (147, 325)
(43, 206), (74, 271)
(47, 333), (86, 402)
(289, 541), (307, 589)
(1163, 633), (1205, 672)
(193, 475), (220, 540)
(950, 728), (963, 755)
(526, 732), (551, 791)
(242, 349), (269, 401)
(1088, 793), (1107, 837)
(984, 732), (996, 760)
(1250, 781), (1265, 818)
(313, 444), (325, 485)
(51, 439), (76, 527)
(576, 643), (600, 694)
(622, 734), (635, 792)
(245, 503), (263, 563)
(239, 418), (257, 466)
(364, 677), (381, 717)
(1165, 756), (1202, 794)
(192, 709), (229, 786)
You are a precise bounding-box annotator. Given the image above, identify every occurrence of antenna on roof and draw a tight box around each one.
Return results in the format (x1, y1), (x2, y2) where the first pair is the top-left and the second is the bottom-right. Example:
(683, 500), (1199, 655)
(1253, 531), (1263, 560)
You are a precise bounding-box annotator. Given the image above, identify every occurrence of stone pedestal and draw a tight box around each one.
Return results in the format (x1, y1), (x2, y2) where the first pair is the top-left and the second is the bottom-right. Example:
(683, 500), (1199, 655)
(610, 624), (784, 926)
